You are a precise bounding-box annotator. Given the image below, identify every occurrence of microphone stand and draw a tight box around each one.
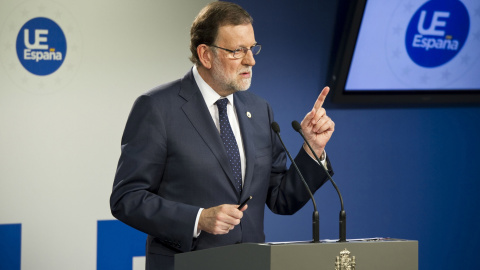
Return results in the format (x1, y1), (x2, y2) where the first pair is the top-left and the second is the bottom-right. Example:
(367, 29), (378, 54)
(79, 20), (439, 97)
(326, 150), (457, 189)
(271, 122), (320, 243)
(292, 121), (347, 242)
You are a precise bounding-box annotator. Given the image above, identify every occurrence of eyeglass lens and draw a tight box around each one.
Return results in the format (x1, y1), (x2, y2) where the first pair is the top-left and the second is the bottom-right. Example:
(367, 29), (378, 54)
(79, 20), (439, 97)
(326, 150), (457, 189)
(234, 45), (261, 58)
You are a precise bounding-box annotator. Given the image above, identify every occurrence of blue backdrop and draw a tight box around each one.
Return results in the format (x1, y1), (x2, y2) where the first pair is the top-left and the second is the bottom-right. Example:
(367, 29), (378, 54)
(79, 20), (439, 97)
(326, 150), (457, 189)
(230, 0), (480, 269)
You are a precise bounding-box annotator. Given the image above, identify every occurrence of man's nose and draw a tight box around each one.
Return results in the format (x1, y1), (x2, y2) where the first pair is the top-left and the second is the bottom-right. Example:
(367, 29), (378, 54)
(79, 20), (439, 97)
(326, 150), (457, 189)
(241, 50), (256, 66)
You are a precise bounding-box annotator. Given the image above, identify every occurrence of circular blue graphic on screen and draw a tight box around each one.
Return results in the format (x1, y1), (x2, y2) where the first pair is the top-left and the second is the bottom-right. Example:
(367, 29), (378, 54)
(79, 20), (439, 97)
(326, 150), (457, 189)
(16, 17), (67, 76)
(405, 0), (469, 68)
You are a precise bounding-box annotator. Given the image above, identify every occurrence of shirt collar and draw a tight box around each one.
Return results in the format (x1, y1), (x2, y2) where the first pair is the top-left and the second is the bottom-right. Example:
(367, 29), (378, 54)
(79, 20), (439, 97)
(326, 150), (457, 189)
(192, 65), (234, 107)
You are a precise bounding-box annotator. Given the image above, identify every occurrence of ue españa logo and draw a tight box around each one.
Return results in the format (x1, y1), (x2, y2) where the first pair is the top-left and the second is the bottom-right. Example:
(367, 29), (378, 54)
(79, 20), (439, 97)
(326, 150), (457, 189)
(405, 0), (469, 68)
(16, 17), (67, 76)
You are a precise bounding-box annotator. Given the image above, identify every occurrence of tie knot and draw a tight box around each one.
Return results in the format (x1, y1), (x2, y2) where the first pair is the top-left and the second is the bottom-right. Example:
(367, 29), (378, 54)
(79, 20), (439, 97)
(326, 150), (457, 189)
(216, 98), (229, 112)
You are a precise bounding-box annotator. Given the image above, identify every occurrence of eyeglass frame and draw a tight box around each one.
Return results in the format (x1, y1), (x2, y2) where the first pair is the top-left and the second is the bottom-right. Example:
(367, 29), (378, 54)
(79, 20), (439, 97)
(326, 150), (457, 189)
(209, 44), (261, 59)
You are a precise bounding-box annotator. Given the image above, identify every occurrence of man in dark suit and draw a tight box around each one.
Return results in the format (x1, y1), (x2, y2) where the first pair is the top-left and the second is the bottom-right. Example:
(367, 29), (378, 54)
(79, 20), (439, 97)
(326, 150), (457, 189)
(110, 2), (335, 269)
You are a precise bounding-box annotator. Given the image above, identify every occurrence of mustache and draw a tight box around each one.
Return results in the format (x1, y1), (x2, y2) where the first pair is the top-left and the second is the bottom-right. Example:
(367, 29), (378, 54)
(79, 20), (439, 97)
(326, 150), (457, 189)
(239, 67), (252, 74)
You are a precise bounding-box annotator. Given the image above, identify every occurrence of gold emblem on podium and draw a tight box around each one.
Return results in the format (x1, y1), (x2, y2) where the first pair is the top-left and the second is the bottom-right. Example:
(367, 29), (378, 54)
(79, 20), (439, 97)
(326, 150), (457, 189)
(335, 248), (356, 270)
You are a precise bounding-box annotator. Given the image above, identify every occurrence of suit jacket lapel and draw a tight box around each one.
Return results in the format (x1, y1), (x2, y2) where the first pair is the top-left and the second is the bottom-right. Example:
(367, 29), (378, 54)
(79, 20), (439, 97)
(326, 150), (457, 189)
(179, 71), (238, 193)
(234, 93), (256, 201)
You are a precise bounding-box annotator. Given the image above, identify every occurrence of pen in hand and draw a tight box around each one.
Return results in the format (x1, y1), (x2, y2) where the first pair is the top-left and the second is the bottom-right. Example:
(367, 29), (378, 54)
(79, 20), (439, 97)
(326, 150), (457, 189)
(238, 196), (252, 210)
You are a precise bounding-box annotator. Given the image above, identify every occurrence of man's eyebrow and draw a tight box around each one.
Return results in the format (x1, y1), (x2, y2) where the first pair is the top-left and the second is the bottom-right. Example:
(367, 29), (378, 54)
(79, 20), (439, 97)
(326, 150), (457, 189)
(237, 42), (258, 48)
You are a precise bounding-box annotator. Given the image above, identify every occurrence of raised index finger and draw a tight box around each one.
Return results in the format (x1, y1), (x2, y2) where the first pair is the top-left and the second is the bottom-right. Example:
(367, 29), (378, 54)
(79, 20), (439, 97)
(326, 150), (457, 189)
(313, 86), (330, 111)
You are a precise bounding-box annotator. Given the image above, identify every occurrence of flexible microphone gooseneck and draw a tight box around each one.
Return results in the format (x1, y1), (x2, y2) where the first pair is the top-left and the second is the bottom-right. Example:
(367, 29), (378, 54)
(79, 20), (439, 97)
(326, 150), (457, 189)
(271, 122), (320, 243)
(292, 120), (347, 242)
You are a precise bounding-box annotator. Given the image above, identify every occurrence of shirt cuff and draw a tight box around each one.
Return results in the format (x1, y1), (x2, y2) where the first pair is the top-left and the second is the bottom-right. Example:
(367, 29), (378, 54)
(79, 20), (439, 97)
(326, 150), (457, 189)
(307, 149), (327, 169)
(193, 208), (203, 238)
(319, 150), (327, 170)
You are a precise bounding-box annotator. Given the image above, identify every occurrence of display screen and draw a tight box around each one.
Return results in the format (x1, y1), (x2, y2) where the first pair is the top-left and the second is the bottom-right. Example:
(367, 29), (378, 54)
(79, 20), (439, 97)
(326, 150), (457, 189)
(331, 0), (480, 105)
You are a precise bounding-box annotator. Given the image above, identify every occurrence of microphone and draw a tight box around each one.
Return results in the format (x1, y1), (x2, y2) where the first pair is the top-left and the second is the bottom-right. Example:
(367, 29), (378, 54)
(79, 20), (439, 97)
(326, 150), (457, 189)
(271, 122), (320, 243)
(292, 120), (347, 242)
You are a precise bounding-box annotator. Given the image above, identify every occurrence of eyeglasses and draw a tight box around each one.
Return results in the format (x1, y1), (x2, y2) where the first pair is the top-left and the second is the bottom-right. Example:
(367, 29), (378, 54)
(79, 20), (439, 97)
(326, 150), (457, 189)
(210, 44), (261, 59)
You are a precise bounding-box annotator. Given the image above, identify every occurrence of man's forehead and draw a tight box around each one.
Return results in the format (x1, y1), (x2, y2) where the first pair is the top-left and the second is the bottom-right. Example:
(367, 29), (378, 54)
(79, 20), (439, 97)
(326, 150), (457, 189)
(216, 24), (256, 46)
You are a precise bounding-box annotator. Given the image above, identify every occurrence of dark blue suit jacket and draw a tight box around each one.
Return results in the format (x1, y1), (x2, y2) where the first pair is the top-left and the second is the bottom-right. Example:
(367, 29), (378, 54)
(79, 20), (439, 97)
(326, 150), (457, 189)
(110, 70), (333, 269)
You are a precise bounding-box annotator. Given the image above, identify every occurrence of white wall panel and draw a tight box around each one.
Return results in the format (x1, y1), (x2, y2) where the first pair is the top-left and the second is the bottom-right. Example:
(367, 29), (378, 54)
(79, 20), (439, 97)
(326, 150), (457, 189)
(0, 1), (212, 269)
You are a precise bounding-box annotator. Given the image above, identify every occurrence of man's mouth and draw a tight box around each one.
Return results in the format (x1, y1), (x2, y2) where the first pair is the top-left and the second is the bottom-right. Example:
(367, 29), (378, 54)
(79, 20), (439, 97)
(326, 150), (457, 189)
(239, 70), (252, 78)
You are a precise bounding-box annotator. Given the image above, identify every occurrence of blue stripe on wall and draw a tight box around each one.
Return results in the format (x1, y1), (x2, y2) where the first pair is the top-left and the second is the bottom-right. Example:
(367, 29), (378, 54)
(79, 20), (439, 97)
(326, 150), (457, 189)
(0, 223), (21, 270)
(97, 220), (147, 270)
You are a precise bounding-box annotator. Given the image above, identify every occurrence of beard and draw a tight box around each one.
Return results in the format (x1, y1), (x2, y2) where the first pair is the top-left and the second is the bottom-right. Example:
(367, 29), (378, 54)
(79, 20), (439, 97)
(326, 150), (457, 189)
(211, 55), (252, 95)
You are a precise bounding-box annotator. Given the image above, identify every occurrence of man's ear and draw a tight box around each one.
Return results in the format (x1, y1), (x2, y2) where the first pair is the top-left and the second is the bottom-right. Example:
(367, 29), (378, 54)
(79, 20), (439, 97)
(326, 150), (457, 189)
(197, 44), (213, 69)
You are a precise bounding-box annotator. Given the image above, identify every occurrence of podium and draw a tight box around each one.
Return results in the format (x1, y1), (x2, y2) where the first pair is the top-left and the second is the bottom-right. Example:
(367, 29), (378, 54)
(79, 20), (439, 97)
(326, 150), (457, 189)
(175, 239), (418, 270)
